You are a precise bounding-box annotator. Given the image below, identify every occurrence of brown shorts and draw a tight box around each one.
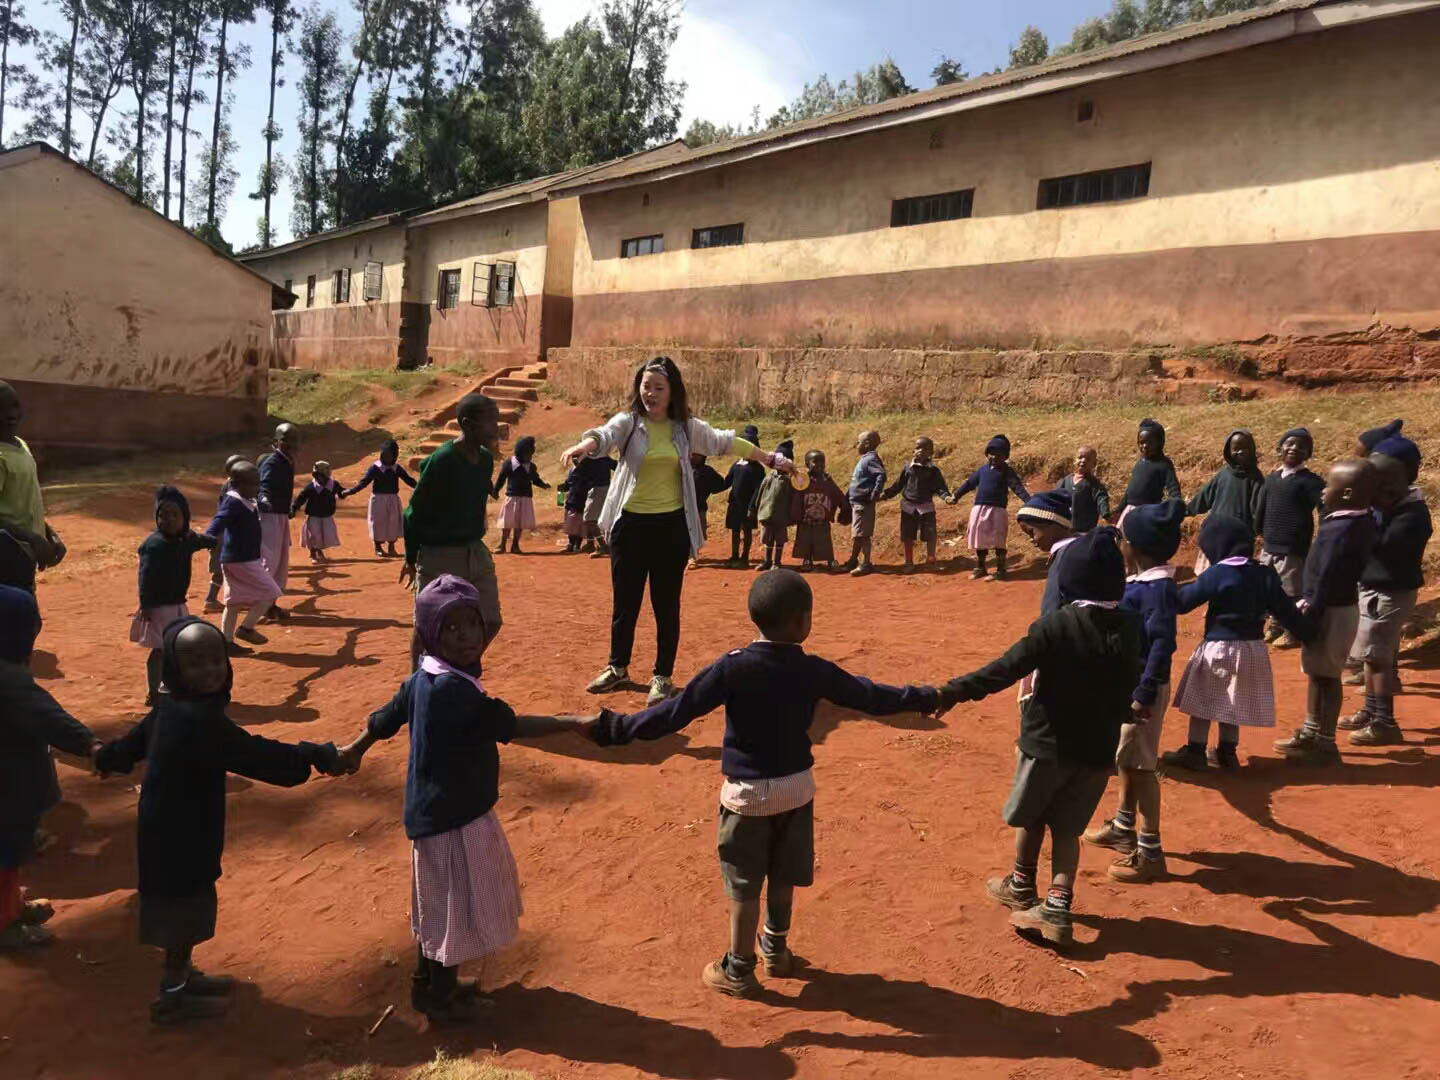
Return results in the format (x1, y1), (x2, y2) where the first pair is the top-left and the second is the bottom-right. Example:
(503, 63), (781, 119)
(717, 802), (815, 900)
(415, 539), (503, 635)
(1116, 683), (1169, 771)
(900, 511), (937, 544)
(851, 502), (876, 540)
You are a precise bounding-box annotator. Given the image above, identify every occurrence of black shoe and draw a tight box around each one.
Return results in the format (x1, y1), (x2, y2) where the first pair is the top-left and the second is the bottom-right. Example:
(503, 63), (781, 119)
(151, 988), (228, 1024)
(184, 970), (235, 996)
(1349, 721), (1404, 747)
(1207, 744), (1240, 769)
(1160, 744), (1208, 771)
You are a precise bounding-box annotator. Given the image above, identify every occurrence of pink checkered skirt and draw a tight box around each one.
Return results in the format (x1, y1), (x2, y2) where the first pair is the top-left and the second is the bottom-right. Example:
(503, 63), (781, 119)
(410, 810), (522, 966)
(300, 516), (340, 550)
(1173, 639), (1276, 728)
(129, 603), (190, 649)
(368, 493), (403, 542)
(564, 510), (586, 538)
(966, 505), (1009, 551)
(497, 496), (535, 531)
(221, 559), (283, 609)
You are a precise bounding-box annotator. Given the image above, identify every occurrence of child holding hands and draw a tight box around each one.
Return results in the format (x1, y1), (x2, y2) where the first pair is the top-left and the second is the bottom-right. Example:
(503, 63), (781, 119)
(132, 485), (218, 703)
(292, 461), (347, 562)
(844, 430), (886, 576)
(494, 436), (550, 555)
(343, 438), (415, 557)
(790, 450), (849, 571)
(880, 436), (950, 573)
(951, 434), (1029, 580)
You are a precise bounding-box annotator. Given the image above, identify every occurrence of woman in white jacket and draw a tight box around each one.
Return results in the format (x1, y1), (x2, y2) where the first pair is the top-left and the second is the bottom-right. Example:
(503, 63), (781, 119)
(560, 357), (790, 704)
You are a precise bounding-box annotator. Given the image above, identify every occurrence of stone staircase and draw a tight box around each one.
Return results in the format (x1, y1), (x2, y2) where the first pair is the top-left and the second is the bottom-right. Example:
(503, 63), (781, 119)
(407, 361), (549, 470)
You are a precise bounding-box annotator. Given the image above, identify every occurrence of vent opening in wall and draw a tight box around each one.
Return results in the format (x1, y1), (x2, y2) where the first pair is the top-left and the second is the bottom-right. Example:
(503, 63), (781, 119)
(642, 192), (650, 206)
(1076, 100), (1095, 123)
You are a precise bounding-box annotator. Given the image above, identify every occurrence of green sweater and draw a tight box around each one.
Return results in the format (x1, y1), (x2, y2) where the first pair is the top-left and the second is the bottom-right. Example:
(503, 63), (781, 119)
(403, 440), (495, 561)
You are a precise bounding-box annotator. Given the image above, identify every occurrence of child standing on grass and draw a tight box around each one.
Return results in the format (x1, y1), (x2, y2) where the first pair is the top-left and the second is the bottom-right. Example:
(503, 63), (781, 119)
(494, 436), (549, 555)
(1117, 419), (1182, 516)
(1273, 460), (1378, 765)
(1187, 429), (1265, 573)
(336, 576), (590, 1022)
(132, 486), (218, 704)
(343, 439), (416, 558)
(96, 617), (341, 1024)
(590, 570), (938, 996)
(725, 425), (765, 568)
(932, 530), (1143, 947)
(1161, 514), (1309, 771)
(790, 450), (849, 572)
(951, 434), (1030, 581)
(292, 461), (347, 562)
(844, 430), (885, 577)
(204, 462), (281, 653)
(205, 454), (250, 609)
(1256, 428), (1326, 645)
(1084, 500), (1183, 884)
(1339, 442), (1430, 746)
(1056, 446), (1111, 532)
(753, 439), (796, 571)
(0, 585), (100, 950)
(690, 452), (732, 567)
(880, 437), (951, 573)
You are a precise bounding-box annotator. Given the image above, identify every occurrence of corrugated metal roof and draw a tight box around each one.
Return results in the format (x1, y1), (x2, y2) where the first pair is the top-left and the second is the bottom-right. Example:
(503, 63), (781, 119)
(235, 213), (403, 261)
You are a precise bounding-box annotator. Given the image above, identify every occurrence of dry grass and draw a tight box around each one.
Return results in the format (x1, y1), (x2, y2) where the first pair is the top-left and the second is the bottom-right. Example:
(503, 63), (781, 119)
(329, 1067), (380, 1080)
(270, 369), (439, 426)
(406, 1051), (536, 1080)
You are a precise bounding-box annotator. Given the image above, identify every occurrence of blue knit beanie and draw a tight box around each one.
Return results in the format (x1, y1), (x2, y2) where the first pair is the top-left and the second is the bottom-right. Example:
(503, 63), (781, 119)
(1017, 489), (1072, 529)
(1277, 427), (1313, 454)
(1121, 499), (1184, 562)
(985, 434), (1011, 457)
(1359, 419), (1403, 453)
(1373, 434), (1421, 483)
(742, 425), (759, 444)
(1057, 529), (1126, 604)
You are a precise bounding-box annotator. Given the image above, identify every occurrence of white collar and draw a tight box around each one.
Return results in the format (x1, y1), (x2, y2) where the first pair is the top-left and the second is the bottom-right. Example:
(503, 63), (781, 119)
(1128, 564), (1177, 582)
(375, 459), (396, 472)
(1050, 535), (1081, 558)
(1403, 487), (1425, 505)
(1072, 599), (1120, 609)
(420, 653), (485, 693)
(1327, 509), (1367, 518)
(224, 489), (257, 512)
(1279, 465), (1301, 478)
(1219, 556), (1251, 566)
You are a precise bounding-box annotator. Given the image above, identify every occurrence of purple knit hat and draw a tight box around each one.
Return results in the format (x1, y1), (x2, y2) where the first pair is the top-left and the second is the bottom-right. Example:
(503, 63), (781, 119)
(415, 574), (486, 656)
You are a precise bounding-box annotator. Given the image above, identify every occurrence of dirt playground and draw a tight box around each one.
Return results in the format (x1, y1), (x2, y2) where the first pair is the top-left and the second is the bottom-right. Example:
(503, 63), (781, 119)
(3, 398), (1440, 1080)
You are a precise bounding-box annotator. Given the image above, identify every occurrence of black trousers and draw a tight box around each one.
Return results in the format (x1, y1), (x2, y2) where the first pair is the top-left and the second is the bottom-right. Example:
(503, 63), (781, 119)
(609, 510), (690, 677)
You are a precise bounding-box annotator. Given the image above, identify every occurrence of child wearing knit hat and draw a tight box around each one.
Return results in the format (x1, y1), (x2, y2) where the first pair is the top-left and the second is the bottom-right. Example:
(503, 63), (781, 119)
(950, 434), (1030, 581)
(1016, 489), (1078, 618)
(1256, 428), (1325, 646)
(752, 440), (797, 570)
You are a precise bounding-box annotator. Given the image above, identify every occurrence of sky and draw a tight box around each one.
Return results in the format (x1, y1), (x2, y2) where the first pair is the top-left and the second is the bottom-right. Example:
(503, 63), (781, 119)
(8, 0), (1110, 247)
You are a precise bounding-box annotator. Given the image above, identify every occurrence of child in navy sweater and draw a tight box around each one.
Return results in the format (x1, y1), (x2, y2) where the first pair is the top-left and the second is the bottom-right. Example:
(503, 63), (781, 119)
(1056, 446), (1111, 532)
(1187, 429), (1265, 573)
(1118, 419), (1182, 516)
(690, 452), (731, 567)
(337, 576), (589, 1021)
(1256, 427), (1326, 645)
(1340, 441), (1430, 746)
(724, 424), (765, 568)
(951, 434), (1029, 580)
(343, 439), (416, 557)
(591, 569), (937, 996)
(204, 462), (281, 652)
(1085, 499), (1182, 884)
(1163, 515), (1309, 771)
(494, 436), (549, 555)
(204, 454), (250, 610)
(1016, 490), (1079, 617)
(1274, 460), (1378, 764)
(132, 486), (218, 703)
(292, 461), (347, 562)
(880, 436), (951, 573)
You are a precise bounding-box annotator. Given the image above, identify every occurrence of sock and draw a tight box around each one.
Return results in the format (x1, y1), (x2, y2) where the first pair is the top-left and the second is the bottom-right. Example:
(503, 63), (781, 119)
(761, 896), (793, 954)
(723, 951), (757, 979)
(1186, 716), (1211, 747)
(1044, 886), (1073, 914)
(427, 959), (458, 1000)
(221, 606), (239, 642)
(241, 602), (269, 631)
(976, 550), (988, 573)
(1138, 831), (1163, 860)
(1374, 694), (1396, 727)
(1363, 691), (1379, 720)
(1011, 862), (1038, 894)
(413, 944), (429, 983)
(1113, 808), (1136, 831)
(1218, 723), (1239, 748)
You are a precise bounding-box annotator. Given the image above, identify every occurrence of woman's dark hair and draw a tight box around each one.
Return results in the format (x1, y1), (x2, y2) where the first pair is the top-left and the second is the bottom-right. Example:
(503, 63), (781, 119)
(628, 356), (691, 423)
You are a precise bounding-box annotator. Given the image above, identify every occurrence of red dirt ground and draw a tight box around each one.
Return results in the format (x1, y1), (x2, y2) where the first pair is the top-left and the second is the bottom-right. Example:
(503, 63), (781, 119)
(4, 404), (1440, 1080)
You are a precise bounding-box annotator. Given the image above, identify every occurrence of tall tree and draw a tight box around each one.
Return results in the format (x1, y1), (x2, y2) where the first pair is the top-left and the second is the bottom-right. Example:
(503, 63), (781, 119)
(1007, 25), (1049, 68)
(13, 2), (84, 157)
(173, 0), (209, 225)
(931, 55), (967, 86)
(205, 0), (254, 228)
(190, 113), (235, 242)
(115, 0), (162, 202)
(598, 0), (682, 160)
(75, 0), (131, 168)
(159, 0), (184, 215)
(250, 0), (294, 246)
(331, 0), (394, 225)
(290, 0), (339, 236)
(1, 0), (38, 145)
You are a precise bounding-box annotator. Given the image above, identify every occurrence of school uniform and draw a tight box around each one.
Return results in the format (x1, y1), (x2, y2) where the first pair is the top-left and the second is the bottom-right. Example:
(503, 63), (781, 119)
(847, 451), (887, 541)
(205, 491), (282, 610)
(693, 462), (731, 542)
(559, 466), (590, 539)
(1056, 474), (1111, 533)
(579, 456), (616, 537)
(1353, 491), (1432, 666)
(257, 450), (296, 591)
(404, 440), (501, 633)
(131, 494), (218, 649)
(954, 464), (1030, 551)
(292, 477), (344, 550)
(1118, 455), (1182, 515)
(344, 461), (416, 543)
(1187, 438), (1265, 573)
(726, 459), (766, 532)
(494, 456), (548, 532)
(1255, 465), (1326, 597)
(1300, 510), (1378, 679)
(881, 463), (950, 545)
(595, 641), (938, 900)
(789, 472), (849, 563)
(1117, 566), (1179, 770)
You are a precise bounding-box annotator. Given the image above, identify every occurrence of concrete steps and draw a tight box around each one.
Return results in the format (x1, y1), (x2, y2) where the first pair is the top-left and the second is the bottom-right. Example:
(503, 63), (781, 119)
(406, 362), (548, 470)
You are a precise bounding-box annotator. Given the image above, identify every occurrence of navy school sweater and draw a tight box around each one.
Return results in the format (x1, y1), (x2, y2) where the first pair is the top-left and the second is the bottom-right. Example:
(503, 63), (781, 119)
(1256, 468), (1326, 556)
(954, 464), (1030, 509)
(137, 530), (218, 608)
(594, 640), (939, 779)
(693, 462), (731, 516)
(1188, 464), (1265, 530)
(1303, 511), (1377, 614)
(495, 457), (549, 499)
(1119, 457), (1182, 513)
(257, 451), (296, 516)
(726, 460), (766, 523)
(292, 478), (343, 518)
(1057, 474), (1111, 532)
(1362, 495), (1432, 592)
(344, 462), (416, 498)
(1121, 570), (1179, 705)
(1040, 536), (1084, 617)
(1177, 559), (1309, 642)
(881, 463), (950, 507)
(204, 495), (264, 564)
(366, 667), (518, 840)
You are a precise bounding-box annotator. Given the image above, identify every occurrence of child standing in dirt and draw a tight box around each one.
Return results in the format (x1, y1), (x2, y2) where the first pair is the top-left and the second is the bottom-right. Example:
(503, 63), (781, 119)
(1162, 514), (1310, 771)
(753, 440), (796, 571)
(292, 462), (347, 562)
(0, 380), (67, 595)
(951, 435), (1030, 581)
(932, 530), (1143, 947)
(690, 452), (732, 567)
(590, 569), (938, 995)
(844, 430), (885, 577)
(1056, 446), (1111, 533)
(205, 455), (250, 609)
(559, 463), (590, 553)
(494, 436), (549, 555)
(1, 585), (100, 950)
(96, 617), (341, 1024)
(1084, 500), (1183, 884)
(257, 424), (300, 620)
(879, 437), (950, 573)
(790, 451), (849, 572)
(1256, 428), (1326, 645)
(1015, 491), (1079, 617)
(1117, 419), (1182, 517)
(336, 576), (589, 1022)
(1187, 429), (1265, 574)
(725, 425), (765, 568)
(343, 439), (416, 558)
(204, 461), (282, 653)
(1273, 460), (1378, 765)
(132, 486), (218, 703)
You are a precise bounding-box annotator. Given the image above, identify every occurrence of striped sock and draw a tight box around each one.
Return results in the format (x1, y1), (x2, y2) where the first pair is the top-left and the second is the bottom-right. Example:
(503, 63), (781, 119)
(1011, 863), (1038, 893)
(1113, 809), (1137, 831)
(1138, 832), (1163, 860)
(1044, 886), (1073, 913)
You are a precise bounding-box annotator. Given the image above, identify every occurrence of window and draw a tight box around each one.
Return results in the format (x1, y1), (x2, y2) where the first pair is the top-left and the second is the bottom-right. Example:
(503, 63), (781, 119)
(890, 189), (974, 228)
(620, 234), (664, 258)
(283, 278), (293, 298)
(362, 261), (382, 301)
(692, 223), (743, 249)
(1037, 162), (1150, 209)
(305, 275), (316, 308)
(332, 267), (351, 303)
(438, 268), (462, 309)
(491, 261), (515, 307)
(1076, 100), (1095, 123)
(472, 262), (492, 307)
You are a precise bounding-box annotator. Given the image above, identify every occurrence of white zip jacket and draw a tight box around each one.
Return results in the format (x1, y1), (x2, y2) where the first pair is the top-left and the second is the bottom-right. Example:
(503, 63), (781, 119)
(583, 411), (743, 555)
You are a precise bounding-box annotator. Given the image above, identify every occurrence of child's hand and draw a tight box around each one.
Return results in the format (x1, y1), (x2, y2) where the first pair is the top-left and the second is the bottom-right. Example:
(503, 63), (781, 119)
(335, 741), (367, 774)
(929, 687), (959, 719)
(1130, 700), (1152, 722)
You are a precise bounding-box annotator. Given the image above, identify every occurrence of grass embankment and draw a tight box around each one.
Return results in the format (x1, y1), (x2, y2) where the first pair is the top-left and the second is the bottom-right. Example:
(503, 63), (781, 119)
(268, 368), (441, 426)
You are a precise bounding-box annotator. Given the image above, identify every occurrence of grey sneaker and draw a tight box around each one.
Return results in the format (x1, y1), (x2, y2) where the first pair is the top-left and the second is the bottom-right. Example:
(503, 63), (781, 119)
(585, 665), (628, 694)
(647, 676), (678, 706)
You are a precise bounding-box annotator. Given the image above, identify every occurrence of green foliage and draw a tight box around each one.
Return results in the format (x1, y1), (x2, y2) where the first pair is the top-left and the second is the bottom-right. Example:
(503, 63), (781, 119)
(1007, 25), (1050, 69)
(191, 219), (234, 254)
(931, 55), (968, 86)
(268, 367), (437, 425)
(290, 1), (341, 237)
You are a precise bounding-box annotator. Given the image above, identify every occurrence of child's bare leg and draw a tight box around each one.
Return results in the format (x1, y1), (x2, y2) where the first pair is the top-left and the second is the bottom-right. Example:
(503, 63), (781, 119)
(221, 605), (240, 642)
(925, 537), (937, 563)
(760, 884), (794, 956)
(1186, 716), (1211, 746)
(773, 542), (785, 568)
(1135, 770), (1161, 835)
(902, 540), (915, 566)
(145, 649), (163, 701)
(974, 549), (988, 577)
(241, 602), (271, 630)
(728, 895), (763, 966)
(848, 537), (863, 564)
(498, 529), (511, 552)
(387, 541), (399, 556)
(1048, 833), (1081, 905)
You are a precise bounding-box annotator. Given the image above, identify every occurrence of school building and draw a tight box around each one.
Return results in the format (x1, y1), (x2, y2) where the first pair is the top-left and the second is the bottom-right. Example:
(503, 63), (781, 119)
(0, 143), (285, 455)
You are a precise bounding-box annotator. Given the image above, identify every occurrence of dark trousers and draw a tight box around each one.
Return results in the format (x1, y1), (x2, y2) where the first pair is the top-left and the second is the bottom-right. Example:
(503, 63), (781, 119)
(609, 510), (690, 677)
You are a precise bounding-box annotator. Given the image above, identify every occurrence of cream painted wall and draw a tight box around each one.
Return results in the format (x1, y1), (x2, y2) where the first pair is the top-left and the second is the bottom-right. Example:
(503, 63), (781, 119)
(0, 150), (272, 398)
(245, 225), (409, 310)
(407, 202), (549, 308)
(572, 11), (1440, 296)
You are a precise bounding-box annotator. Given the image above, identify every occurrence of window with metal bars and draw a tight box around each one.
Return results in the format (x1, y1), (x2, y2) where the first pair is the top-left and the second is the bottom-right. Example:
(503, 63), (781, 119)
(363, 261), (382, 301)
(1036, 162), (1151, 209)
(692, 223), (744, 249)
(620, 234), (664, 258)
(890, 189), (974, 227)
(438, 268), (462, 309)
(332, 267), (351, 303)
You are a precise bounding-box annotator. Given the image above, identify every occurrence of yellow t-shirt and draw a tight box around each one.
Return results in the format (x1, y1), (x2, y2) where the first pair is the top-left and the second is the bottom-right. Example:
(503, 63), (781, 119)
(625, 419), (682, 514)
(0, 436), (46, 536)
